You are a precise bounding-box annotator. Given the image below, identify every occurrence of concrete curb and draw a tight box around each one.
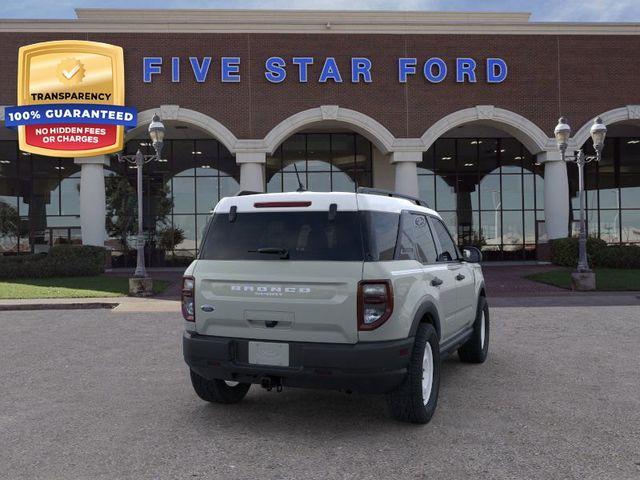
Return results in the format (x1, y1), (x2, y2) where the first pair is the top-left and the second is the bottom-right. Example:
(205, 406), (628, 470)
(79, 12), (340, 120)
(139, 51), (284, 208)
(0, 302), (119, 312)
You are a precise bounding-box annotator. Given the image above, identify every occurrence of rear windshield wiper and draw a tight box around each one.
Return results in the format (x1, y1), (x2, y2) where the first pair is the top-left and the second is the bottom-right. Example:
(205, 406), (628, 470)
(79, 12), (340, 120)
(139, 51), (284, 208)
(248, 247), (290, 259)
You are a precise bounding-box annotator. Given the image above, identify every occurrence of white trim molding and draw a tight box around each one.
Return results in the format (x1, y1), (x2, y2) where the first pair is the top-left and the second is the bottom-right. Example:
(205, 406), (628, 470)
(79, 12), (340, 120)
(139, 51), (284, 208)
(263, 106), (396, 155)
(127, 106), (239, 154)
(2, 10), (639, 35)
(572, 105), (640, 148)
(420, 106), (553, 154)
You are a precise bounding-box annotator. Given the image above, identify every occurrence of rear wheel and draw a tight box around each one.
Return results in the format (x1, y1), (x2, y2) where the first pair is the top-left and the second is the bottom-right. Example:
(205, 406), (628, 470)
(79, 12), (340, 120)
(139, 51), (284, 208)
(386, 323), (440, 424)
(458, 296), (489, 364)
(189, 370), (251, 404)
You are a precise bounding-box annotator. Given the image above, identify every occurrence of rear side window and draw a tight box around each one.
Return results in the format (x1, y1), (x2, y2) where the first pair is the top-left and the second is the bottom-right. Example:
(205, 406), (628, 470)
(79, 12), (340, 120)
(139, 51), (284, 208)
(200, 211), (364, 261)
(395, 212), (438, 264)
(431, 218), (459, 262)
(360, 211), (399, 261)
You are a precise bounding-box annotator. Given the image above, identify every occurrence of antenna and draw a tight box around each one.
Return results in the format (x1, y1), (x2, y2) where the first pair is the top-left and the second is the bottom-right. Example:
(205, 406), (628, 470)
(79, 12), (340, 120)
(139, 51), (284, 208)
(293, 163), (306, 192)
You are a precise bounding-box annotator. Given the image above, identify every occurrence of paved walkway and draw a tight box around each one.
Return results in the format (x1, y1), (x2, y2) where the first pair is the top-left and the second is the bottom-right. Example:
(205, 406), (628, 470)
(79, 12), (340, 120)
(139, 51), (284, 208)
(482, 264), (567, 297)
(1, 264), (638, 311)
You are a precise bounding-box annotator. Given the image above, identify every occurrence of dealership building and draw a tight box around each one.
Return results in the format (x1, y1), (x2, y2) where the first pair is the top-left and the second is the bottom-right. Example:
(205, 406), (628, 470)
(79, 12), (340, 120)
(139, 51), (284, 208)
(0, 9), (639, 264)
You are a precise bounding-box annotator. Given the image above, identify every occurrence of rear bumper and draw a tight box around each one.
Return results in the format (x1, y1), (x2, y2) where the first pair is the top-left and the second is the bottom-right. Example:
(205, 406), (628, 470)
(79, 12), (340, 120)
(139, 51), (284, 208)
(183, 331), (414, 394)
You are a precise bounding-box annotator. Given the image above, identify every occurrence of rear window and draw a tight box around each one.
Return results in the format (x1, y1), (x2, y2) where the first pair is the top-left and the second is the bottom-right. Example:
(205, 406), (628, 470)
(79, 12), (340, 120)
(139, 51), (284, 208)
(200, 211), (365, 261)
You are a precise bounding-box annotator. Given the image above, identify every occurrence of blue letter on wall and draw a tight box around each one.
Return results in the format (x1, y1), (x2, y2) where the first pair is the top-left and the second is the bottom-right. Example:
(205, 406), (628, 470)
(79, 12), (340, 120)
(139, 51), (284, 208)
(190, 57), (211, 83)
(292, 57), (313, 82)
(424, 58), (447, 83)
(319, 57), (343, 83)
(221, 57), (241, 83)
(487, 58), (508, 83)
(143, 57), (162, 83)
(398, 58), (417, 83)
(351, 58), (372, 83)
(456, 58), (477, 83)
(171, 57), (180, 83)
(265, 57), (287, 83)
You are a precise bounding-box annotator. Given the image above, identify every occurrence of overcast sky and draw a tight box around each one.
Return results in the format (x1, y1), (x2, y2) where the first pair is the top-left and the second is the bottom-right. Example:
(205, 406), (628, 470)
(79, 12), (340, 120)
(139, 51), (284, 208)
(0, 0), (638, 22)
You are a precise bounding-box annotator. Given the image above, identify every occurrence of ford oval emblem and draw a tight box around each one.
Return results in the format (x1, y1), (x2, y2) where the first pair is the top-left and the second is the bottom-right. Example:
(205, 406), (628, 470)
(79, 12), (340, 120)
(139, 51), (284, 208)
(200, 305), (215, 312)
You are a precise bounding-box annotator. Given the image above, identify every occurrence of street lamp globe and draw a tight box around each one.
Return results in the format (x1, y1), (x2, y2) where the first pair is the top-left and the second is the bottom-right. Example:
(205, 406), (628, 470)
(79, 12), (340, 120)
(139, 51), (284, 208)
(590, 116), (607, 154)
(148, 113), (165, 155)
(554, 117), (571, 153)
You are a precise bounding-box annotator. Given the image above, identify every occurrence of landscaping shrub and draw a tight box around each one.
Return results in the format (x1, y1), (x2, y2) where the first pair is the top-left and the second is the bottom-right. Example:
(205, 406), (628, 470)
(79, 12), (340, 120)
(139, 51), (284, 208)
(550, 237), (640, 268)
(0, 245), (107, 279)
(593, 244), (640, 269)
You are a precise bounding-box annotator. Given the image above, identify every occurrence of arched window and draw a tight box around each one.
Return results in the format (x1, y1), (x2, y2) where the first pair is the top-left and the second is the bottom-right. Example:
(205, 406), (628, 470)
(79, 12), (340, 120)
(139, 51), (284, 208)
(418, 137), (543, 260)
(266, 133), (373, 192)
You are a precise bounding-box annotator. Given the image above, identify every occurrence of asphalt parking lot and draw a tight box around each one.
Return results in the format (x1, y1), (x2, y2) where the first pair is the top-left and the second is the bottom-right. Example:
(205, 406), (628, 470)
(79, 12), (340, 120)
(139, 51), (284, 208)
(1, 305), (639, 480)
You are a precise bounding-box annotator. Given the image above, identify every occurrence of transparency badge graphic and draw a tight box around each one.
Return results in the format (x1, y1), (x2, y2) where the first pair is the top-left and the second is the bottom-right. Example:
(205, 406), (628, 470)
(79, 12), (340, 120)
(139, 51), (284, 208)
(5, 40), (137, 157)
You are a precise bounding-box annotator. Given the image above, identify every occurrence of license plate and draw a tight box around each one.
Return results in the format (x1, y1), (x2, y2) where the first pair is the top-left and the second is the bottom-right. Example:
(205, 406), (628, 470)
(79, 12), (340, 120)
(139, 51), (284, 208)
(248, 341), (289, 367)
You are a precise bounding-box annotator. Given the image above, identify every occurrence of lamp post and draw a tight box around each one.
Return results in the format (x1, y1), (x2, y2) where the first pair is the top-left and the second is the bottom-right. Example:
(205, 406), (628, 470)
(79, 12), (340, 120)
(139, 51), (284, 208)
(553, 116), (607, 288)
(117, 114), (165, 284)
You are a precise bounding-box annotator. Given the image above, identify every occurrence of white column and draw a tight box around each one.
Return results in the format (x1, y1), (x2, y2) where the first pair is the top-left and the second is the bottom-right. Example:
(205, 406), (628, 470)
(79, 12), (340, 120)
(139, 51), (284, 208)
(74, 155), (109, 246)
(237, 152), (266, 192)
(391, 151), (422, 198)
(538, 151), (569, 239)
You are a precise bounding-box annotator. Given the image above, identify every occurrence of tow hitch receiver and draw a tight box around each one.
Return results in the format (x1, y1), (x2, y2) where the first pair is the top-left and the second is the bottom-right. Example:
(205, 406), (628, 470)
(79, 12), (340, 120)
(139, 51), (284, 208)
(260, 376), (283, 392)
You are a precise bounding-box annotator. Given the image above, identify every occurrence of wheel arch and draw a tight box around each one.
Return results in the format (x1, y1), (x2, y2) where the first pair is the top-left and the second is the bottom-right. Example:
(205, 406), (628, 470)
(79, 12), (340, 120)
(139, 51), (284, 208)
(478, 281), (486, 299)
(409, 301), (442, 340)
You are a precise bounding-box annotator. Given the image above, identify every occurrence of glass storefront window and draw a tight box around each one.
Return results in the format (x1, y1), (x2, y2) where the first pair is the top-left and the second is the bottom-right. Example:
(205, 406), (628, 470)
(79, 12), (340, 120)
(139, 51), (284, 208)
(569, 136), (640, 244)
(3, 133), (639, 262)
(501, 175), (523, 210)
(418, 175), (435, 207)
(621, 174), (640, 209)
(60, 176), (80, 216)
(419, 136), (546, 259)
(500, 138), (523, 174)
(196, 177), (218, 214)
(479, 175), (501, 211)
(266, 133), (372, 193)
(621, 210), (640, 243)
(599, 210), (620, 243)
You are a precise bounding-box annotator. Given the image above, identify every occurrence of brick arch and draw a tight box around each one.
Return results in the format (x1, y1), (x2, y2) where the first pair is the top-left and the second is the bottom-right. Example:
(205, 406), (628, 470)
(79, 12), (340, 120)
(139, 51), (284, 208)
(420, 106), (553, 154)
(127, 105), (239, 153)
(572, 105), (640, 148)
(263, 105), (396, 155)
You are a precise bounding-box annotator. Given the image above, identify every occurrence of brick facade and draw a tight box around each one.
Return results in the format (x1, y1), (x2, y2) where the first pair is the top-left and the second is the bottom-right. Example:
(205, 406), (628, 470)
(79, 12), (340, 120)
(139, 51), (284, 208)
(0, 31), (638, 141)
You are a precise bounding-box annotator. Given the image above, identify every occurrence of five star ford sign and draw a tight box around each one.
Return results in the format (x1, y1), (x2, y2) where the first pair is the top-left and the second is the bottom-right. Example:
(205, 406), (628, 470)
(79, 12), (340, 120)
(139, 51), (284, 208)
(5, 40), (137, 158)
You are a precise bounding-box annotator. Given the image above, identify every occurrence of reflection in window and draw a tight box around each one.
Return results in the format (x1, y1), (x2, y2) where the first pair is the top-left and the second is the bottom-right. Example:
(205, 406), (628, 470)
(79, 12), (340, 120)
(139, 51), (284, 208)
(266, 133), (372, 193)
(114, 138), (239, 263)
(569, 137), (640, 245)
(419, 138), (543, 260)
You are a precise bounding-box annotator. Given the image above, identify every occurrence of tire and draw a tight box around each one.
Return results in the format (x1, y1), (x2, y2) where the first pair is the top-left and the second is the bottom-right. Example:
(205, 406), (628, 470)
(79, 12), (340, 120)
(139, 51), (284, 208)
(189, 369), (251, 404)
(458, 296), (489, 364)
(386, 323), (440, 424)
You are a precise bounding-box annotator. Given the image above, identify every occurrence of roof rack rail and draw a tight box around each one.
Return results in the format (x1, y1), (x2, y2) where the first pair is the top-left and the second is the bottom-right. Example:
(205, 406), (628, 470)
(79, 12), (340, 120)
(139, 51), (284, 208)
(357, 187), (428, 208)
(235, 190), (261, 196)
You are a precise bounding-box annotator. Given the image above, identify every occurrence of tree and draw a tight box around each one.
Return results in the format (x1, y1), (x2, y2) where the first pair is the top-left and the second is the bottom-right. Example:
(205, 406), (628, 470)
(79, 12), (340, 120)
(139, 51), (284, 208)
(157, 226), (185, 252)
(105, 176), (173, 252)
(0, 201), (21, 250)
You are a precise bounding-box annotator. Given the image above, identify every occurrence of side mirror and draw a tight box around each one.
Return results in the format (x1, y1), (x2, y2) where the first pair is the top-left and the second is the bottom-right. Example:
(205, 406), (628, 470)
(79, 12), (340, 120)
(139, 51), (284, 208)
(437, 252), (452, 262)
(462, 246), (482, 263)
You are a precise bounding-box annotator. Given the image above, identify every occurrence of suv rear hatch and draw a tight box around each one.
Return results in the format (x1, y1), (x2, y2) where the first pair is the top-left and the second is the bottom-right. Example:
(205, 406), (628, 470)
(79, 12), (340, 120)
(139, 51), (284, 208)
(193, 194), (363, 344)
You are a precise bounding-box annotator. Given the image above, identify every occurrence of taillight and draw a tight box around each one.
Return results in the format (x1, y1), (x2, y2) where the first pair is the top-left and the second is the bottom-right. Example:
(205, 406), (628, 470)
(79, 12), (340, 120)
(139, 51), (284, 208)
(357, 280), (393, 331)
(182, 276), (195, 321)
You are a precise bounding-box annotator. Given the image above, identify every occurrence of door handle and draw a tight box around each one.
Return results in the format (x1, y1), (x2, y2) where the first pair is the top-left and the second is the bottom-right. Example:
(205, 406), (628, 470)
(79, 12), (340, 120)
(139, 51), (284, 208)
(431, 277), (443, 287)
(456, 274), (465, 281)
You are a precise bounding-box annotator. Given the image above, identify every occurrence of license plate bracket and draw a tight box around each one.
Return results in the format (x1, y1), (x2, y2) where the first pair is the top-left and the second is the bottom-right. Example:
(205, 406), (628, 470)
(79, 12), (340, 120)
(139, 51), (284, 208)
(248, 341), (290, 367)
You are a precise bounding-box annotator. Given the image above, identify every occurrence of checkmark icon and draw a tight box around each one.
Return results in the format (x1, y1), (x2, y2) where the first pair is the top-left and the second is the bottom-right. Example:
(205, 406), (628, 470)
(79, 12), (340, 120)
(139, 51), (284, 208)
(62, 64), (80, 79)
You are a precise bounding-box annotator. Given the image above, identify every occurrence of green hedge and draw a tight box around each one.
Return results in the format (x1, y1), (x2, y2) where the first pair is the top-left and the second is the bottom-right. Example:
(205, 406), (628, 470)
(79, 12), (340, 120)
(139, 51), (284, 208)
(550, 237), (640, 268)
(0, 245), (107, 279)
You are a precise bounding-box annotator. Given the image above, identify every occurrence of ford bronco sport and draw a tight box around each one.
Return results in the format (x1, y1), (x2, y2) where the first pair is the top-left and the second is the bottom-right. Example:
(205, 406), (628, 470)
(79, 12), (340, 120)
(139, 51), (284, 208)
(182, 188), (488, 424)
